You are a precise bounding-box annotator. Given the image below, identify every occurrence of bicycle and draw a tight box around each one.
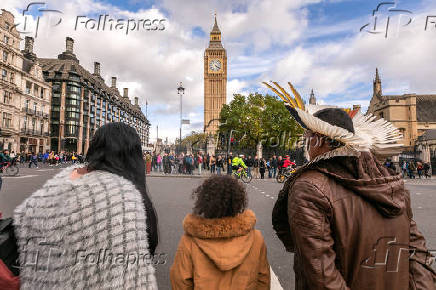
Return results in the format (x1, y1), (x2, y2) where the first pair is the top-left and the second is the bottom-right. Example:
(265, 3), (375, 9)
(276, 167), (296, 183)
(232, 167), (252, 183)
(0, 158), (20, 176)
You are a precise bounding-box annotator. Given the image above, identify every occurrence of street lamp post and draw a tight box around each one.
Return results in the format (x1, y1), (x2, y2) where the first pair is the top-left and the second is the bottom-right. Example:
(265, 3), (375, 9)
(177, 82), (185, 153)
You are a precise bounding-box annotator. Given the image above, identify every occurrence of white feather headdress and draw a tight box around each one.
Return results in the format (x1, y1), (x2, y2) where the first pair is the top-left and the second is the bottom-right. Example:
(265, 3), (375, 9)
(263, 81), (403, 154)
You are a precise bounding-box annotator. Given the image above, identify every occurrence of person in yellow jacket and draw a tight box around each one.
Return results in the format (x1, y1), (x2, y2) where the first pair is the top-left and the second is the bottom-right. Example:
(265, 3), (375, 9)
(170, 175), (270, 290)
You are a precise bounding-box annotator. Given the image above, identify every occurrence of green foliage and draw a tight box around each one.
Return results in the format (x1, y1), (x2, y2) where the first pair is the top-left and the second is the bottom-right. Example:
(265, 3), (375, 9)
(219, 93), (303, 150)
(181, 131), (207, 147)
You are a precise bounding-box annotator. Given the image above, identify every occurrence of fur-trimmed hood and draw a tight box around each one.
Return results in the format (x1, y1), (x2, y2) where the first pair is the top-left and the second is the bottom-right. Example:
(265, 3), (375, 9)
(182, 209), (257, 270)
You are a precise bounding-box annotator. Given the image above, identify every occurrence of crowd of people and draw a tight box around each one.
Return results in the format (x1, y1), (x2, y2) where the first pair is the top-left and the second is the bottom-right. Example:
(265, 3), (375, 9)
(142, 151), (297, 179)
(0, 149), (84, 169)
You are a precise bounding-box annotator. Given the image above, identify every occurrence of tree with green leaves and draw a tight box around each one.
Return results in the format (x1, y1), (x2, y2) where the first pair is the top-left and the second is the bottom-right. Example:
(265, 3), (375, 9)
(219, 93), (303, 152)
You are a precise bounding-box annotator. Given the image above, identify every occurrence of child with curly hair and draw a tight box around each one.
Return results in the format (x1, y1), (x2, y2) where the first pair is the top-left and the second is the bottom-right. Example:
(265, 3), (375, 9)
(170, 175), (270, 289)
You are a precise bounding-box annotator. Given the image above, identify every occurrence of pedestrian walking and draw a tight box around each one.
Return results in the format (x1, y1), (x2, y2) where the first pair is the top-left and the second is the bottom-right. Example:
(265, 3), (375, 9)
(209, 155), (216, 174)
(245, 155), (254, 177)
(259, 158), (266, 179)
(197, 153), (203, 175)
(417, 162), (423, 179)
(145, 152), (152, 174)
(216, 155), (223, 175)
(253, 156), (259, 179)
(13, 122), (158, 289)
(268, 87), (436, 289)
(408, 161), (416, 179)
(170, 175), (270, 289)
(424, 162), (431, 178)
(226, 152), (233, 175)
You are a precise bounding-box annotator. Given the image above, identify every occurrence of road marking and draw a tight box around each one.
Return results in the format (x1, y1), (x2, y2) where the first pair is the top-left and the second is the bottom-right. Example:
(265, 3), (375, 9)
(418, 206), (423, 209)
(415, 192), (423, 195)
(270, 197), (275, 199)
(270, 266), (283, 290)
(261, 191), (266, 194)
(266, 194), (270, 197)
(3, 174), (38, 179)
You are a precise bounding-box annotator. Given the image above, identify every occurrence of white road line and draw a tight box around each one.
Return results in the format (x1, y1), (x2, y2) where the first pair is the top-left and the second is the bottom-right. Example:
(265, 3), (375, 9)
(415, 192), (422, 195)
(3, 174), (38, 179)
(270, 267), (283, 290)
(261, 191), (266, 194)
(266, 194), (270, 197)
(270, 197), (274, 199)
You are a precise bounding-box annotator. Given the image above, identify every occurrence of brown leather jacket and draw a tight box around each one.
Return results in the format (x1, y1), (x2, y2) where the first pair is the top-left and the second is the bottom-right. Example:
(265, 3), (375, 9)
(170, 209), (270, 290)
(273, 151), (436, 290)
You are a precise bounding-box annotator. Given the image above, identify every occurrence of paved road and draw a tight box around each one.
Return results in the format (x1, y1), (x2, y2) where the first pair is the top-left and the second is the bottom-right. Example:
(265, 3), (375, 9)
(1, 167), (435, 289)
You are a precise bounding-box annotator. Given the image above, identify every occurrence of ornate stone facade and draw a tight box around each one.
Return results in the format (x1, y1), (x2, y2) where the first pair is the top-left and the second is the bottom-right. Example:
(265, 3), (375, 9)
(38, 37), (150, 153)
(367, 69), (436, 149)
(0, 10), (51, 154)
(204, 15), (227, 135)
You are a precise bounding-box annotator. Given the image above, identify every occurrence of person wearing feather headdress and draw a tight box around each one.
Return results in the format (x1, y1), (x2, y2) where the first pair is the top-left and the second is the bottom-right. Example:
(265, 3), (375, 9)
(264, 82), (436, 290)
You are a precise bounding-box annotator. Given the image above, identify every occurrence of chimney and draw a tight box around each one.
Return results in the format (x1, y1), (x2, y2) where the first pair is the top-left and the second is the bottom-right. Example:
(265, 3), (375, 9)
(58, 37), (78, 62)
(134, 97), (139, 106)
(123, 88), (128, 98)
(94, 62), (101, 76)
(22, 36), (37, 61)
(66, 37), (74, 54)
(24, 36), (34, 53)
(111, 77), (117, 88)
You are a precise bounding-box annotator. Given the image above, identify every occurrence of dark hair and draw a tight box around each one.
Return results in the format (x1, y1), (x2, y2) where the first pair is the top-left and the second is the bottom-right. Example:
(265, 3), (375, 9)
(85, 122), (158, 254)
(192, 175), (247, 219)
(314, 108), (355, 134)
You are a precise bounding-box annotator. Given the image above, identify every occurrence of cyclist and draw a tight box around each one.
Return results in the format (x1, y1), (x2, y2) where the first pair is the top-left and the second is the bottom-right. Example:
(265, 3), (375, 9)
(232, 154), (248, 175)
(282, 156), (296, 170)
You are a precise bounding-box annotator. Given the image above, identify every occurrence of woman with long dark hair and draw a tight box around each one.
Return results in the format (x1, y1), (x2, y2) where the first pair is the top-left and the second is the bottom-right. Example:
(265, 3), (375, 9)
(14, 122), (158, 289)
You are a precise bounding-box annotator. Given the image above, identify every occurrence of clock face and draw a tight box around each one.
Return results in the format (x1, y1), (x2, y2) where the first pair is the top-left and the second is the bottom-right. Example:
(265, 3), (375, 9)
(209, 59), (222, 72)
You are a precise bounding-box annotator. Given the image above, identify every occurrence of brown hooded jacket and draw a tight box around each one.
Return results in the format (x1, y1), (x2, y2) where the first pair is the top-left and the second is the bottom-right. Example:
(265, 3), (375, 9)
(273, 151), (436, 290)
(170, 209), (270, 290)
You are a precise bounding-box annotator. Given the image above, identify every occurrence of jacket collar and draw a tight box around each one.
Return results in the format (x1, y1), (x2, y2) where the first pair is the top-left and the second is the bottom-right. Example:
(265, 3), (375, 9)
(183, 209), (256, 239)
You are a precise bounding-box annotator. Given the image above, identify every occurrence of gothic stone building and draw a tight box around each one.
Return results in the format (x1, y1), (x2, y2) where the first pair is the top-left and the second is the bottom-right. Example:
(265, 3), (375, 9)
(204, 15), (227, 135)
(368, 69), (436, 149)
(0, 10), (51, 154)
(38, 37), (150, 153)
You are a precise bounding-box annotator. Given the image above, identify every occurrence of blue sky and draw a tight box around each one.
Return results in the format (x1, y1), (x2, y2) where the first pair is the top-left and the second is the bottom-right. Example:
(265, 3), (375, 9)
(4, 0), (436, 142)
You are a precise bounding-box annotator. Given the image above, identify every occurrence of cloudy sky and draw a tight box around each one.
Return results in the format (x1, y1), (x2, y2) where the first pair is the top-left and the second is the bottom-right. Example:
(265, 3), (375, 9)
(3, 0), (436, 142)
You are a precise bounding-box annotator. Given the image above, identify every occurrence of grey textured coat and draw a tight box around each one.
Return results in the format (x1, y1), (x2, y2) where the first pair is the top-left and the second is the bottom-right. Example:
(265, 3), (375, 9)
(14, 166), (158, 289)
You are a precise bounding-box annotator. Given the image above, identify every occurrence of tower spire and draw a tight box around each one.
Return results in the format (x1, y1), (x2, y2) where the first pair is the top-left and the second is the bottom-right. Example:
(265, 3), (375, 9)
(309, 89), (317, 105)
(373, 68), (382, 98)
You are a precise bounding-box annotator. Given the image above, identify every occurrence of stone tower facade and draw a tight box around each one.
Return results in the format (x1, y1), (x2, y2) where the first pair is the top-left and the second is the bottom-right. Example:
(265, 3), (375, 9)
(204, 15), (227, 135)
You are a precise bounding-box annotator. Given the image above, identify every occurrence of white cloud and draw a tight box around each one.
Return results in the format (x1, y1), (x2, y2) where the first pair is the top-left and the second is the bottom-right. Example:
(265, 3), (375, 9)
(5, 0), (436, 142)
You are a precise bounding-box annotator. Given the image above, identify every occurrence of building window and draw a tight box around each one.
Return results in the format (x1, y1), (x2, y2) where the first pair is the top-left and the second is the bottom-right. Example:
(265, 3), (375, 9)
(1, 69), (7, 80)
(2, 51), (8, 62)
(40, 120), (44, 135)
(3, 91), (12, 104)
(26, 81), (32, 94)
(5, 23), (10, 30)
(33, 102), (37, 112)
(2, 112), (12, 128)
(40, 88), (44, 99)
(3, 35), (9, 44)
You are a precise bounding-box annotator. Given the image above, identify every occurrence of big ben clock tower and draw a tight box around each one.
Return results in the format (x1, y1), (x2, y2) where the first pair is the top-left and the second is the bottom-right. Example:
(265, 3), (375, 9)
(204, 14), (227, 135)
